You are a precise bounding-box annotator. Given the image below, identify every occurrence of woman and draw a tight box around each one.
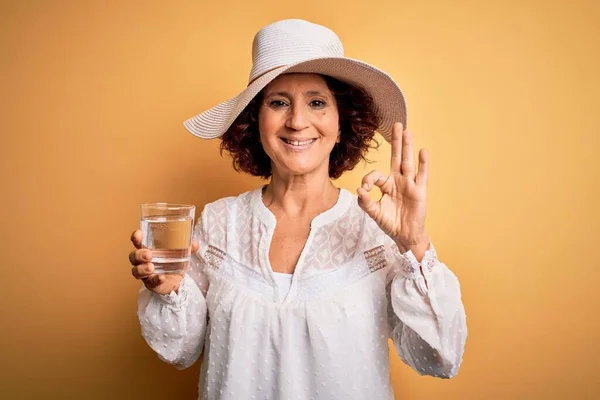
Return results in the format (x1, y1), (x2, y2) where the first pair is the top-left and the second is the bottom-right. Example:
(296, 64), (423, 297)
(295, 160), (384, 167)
(129, 19), (467, 400)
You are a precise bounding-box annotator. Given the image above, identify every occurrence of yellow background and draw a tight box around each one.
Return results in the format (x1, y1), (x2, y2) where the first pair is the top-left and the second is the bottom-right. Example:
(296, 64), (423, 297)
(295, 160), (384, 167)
(2, 0), (599, 398)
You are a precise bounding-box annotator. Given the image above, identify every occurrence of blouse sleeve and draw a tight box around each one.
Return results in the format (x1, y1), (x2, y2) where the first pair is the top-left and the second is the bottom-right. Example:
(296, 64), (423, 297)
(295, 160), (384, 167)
(136, 209), (211, 370)
(385, 241), (467, 378)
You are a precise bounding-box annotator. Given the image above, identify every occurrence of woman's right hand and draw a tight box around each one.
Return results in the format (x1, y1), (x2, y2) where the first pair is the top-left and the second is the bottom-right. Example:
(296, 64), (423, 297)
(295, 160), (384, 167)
(129, 230), (199, 295)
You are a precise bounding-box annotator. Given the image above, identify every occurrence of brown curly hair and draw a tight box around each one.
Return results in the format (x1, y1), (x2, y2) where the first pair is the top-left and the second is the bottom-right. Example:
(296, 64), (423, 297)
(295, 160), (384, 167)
(220, 74), (381, 179)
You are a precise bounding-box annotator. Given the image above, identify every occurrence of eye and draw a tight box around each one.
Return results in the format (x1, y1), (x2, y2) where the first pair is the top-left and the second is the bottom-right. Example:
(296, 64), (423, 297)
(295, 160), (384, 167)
(268, 100), (288, 109)
(310, 100), (326, 109)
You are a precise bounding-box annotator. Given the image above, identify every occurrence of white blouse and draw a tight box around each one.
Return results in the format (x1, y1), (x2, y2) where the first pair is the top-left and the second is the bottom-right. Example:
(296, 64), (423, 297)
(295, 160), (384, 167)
(137, 187), (467, 400)
(273, 272), (293, 300)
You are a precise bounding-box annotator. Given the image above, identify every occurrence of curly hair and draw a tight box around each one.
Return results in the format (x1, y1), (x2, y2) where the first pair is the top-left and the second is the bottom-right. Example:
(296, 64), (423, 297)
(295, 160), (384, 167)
(219, 74), (381, 179)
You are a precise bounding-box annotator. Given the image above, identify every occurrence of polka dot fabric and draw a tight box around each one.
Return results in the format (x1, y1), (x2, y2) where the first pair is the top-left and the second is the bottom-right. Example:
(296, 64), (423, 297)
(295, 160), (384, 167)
(137, 187), (467, 399)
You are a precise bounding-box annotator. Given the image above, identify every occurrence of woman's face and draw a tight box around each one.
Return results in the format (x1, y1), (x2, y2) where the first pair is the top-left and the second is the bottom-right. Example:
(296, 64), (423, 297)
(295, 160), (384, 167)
(258, 73), (340, 178)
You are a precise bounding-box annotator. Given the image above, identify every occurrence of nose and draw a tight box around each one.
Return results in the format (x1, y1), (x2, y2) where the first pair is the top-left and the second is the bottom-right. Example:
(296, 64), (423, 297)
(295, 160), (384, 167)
(285, 103), (310, 131)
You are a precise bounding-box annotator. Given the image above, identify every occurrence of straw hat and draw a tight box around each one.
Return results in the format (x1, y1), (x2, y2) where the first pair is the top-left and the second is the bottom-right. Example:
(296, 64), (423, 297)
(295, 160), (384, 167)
(183, 19), (407, 142)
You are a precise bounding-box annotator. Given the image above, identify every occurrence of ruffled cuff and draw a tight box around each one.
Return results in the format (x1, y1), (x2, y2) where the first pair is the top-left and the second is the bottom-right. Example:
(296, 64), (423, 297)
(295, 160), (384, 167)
(391, 242), (438, 280)
(153, 274), (191, 308)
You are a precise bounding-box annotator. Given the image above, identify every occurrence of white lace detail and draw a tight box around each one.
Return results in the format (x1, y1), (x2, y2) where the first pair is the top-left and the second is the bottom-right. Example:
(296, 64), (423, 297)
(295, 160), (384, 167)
(202, 192), (266, 271)
(295, 248), (386, 301)
(200, 189), (389, 279)
(301, 201), (383, 274)
(204, 245), (226, 270)
(209, 254), (274, 298)
(232, 193), (262, 268)
(389, 243), (439, 279)
(422, 246), (438, 274)
(205, 246), (389, 302)
(364, 245), (387, 273)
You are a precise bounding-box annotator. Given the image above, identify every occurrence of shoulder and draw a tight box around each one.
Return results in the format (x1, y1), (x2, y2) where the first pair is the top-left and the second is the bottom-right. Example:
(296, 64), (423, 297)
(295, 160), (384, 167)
(193, 187), (259, 244)
(341, 188), (372, 225)
(343, 188), (391, 246)
(326, 188), (387, 246)
(192, 187), (260, 253)
(200, 187), (258, 218)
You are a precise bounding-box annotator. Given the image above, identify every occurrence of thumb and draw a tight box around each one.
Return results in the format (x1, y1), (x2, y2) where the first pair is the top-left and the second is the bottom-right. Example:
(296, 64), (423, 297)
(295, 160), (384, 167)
(191, 239), (200, 253)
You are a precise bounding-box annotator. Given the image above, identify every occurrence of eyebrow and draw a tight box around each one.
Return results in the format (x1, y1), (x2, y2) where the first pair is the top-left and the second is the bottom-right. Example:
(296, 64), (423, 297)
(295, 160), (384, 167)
(264, 90), (331, 98)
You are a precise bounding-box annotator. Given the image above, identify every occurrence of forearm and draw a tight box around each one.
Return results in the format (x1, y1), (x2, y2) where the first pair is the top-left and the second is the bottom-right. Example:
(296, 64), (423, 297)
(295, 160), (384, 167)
(137, 275), (207, 369)
(387, 243), (467, 378)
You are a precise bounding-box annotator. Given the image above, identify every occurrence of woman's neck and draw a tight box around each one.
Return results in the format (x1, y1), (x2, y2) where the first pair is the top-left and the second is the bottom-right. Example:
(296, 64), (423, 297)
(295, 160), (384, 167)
(262, 170), (339, 219)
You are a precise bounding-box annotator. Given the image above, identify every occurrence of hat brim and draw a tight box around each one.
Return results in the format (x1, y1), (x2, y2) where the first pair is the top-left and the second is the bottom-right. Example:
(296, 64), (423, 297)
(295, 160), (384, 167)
(183, 57), (407, 143)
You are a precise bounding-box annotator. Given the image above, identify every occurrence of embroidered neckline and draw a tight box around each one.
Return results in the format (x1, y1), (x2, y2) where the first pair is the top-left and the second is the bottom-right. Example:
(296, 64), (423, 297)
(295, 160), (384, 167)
(250, 185), (353, 228)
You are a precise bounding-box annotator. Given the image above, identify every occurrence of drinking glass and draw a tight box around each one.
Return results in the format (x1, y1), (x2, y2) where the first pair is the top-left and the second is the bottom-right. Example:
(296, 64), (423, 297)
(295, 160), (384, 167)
(140, 203), (195, 274)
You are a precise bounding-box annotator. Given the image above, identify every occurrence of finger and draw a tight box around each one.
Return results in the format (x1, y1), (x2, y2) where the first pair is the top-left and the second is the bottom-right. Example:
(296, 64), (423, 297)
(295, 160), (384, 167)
(130, 230), (143, 249)
(131, 263), (155, 279)
(191, 240), (199, 254)
(129, 248), (152, 266)
(356, 186), (380, 217)
(390, 122), (403, 173)
(416, 148), (429, 187)
(144, 274), (165, 289)
(401, 130), (415, 179)
(361, 170), (387, 191)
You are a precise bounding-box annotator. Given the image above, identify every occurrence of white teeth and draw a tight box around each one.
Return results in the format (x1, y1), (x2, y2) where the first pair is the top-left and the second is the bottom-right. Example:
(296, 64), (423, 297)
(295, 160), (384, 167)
(283, 138), (315, 146)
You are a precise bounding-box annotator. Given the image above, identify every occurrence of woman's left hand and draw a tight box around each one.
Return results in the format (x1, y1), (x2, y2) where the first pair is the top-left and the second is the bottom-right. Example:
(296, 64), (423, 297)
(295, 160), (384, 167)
(357, 122), (430, 253)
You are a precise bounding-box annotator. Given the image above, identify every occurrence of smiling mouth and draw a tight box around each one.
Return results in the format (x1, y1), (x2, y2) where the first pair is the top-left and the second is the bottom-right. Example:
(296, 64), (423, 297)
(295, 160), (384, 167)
(280, 138), (317, 146)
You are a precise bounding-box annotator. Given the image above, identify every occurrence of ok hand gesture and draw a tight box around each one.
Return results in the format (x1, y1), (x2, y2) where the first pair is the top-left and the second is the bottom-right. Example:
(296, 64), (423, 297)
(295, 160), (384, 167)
(357, 123), (430, 254)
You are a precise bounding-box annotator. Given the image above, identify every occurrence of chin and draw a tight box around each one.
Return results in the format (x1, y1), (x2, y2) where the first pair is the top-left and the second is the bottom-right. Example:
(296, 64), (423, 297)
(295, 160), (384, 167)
(275, 161), (325, 177)
(283, 166), (316, 176)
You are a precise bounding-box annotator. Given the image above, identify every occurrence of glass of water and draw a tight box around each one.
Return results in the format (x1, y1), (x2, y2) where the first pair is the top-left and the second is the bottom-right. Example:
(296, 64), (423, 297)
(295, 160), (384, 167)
(140, 203), (195, 274)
